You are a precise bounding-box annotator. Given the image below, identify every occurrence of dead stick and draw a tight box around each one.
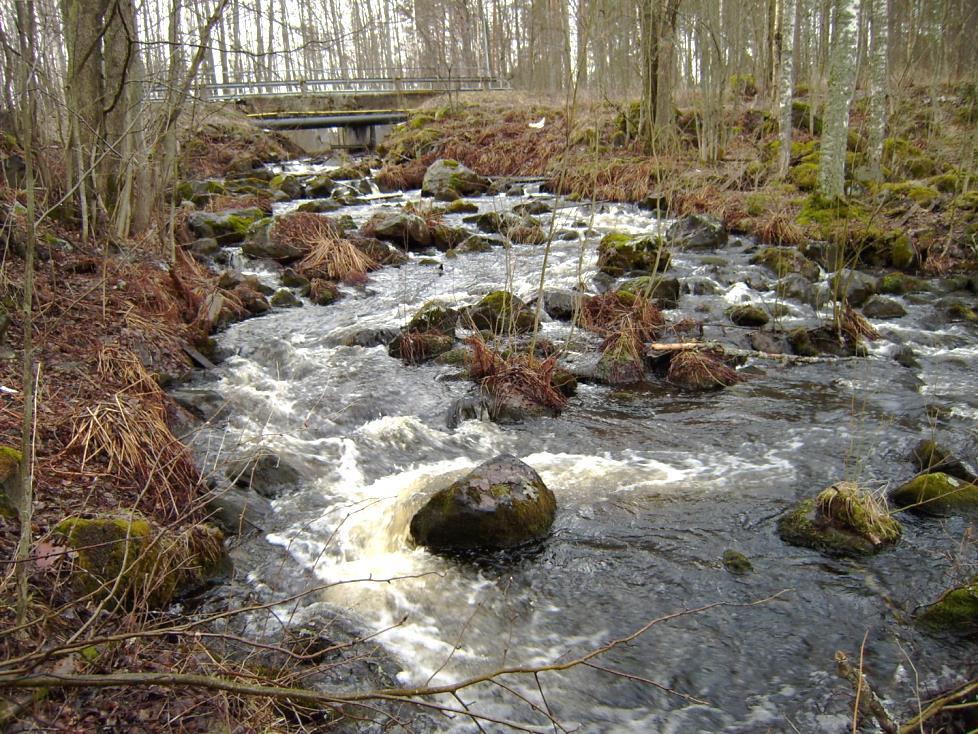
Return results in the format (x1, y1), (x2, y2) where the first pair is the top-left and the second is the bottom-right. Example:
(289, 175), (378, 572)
(835, 650), (898, 734)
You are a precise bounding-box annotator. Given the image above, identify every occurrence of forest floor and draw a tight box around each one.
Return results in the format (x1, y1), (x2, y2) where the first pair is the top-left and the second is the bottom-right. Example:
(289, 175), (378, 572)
(0, 85), (975, 731)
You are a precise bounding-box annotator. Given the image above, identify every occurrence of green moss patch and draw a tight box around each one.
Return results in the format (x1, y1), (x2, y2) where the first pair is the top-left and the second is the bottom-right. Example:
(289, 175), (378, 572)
(891, 472), (978, 514)
(916, 577), (978, 635)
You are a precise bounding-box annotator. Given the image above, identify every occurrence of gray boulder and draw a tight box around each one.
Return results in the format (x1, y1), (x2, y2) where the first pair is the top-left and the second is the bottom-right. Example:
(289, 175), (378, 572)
(422, 159), (490, 201)
(666, 214), (728, 249)
(409, 455), (557, 551)
(188, 208), (266, 245)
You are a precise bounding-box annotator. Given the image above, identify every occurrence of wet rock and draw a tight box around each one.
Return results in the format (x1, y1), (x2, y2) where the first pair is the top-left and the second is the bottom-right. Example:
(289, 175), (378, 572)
(270, 289), (303, 308)
(666, 213), (728, 250)
(513, 200), (553, 216)
(53, 516), (228, 607)
(551, 367), (578, 397)
(879, 272), (925, 295)
(0, 445), (21, 520)
(911, 440), (977, 483)
(829, 269), (878, 307)
(188, 208), (266, 245)
(637, 193), (668, 212)
(750, 331), (788, 354)
(422, 159), (490, 201)
(946, 300), (978, 323)
(465, 291), (535, 333)
(777, 273), (816, 306)
(507, 224), (548, 245)
(409, 455), (557, 551)
(893, 345), (919, 368)
(915, 577), (978, 636)
(543, 289), (591, 321)
(446, 199), (479, 214)
(365, 211), (432, 250)
(727, 304), (769, 327)
(751, 247), (821, 281)
(891, 472), (978, 515)
(328, 164), (368, 181)
(270, 174), (303, 199)
(306, 173), (335, 197)
(788, 326), (864, 357)
(281, 268), (310, 290)
(206, 484), (272, 534)
(445, 395), (489, 428)
(456, 234), (497, 253)
(722, 550), (753, 574)
(296, 198), (342, 214)
(169, 388), (232, 424)
(226, 452), (302, 498)
(431, 224), (469, 251)
(350, 236), (408, 267)
(388, 332), (454, 363)
(800, 240), (845, 271)
(616, 276), (681, 309)
(596, 232), (672, 277)
(189, 237), (221, 261)
(231, 283), (271, 316)
(242, 219), (304, 261)
(341, 327), (399, 348)
(778, 482), (902, 556)
(862, 296), (907, 319)
(309, 279), (340, 306)
(595, 350), (645, 386)
(408, 302), (458, 336)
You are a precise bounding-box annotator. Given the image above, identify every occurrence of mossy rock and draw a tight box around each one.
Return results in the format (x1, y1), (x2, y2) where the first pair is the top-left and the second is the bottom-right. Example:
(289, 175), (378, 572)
(862, 295), (907, 319)
(408, 302), (458, 335)
(666, 214), (728, 250)
(270, 289), (303, 308)
(446, 199), (479, 214)
(0, 445), (21, 520)
(296, 198), (342, 214)
(790, 100), (823, 134)
(881, 181), (941, 207)
(751, 247), (821, 281)
(788, 162), (819, 191)
(388, 331), (455, 364)
(891, 472), (978, 515)
(879, 272), (925, 295)
(946, 300), (978, 323)
(926, 171), (962, 194)
(883, 137), (939, 179)
(306, 173), (336, 197)
(457, 235), (496, 253)
(915, 577), (978, 636)
(616, 276), (681, 308)
(788, 326), (864, 357)
(431, 224), (469, 251)
(722, 550), (753, 574)
(778, 482), (901, 557)
(595, 350), (645, 386)
(727, 304), (769, 327)
(409, 454), (557, 551)
(187, 208), (265, 246)
(596, 232), (672, 277)
(466, 291), (535, 333)
(309, 280), (339, 306)
(434, 347), (470, 366)
(910, 439), (977, 483)
(53, 516), (227, 608)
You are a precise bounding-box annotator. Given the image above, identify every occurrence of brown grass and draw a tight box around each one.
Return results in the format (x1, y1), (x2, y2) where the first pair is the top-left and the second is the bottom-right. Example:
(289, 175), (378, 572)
(205, 193), (273, 213)
(297, 236), (376, 283)
(579, 292), (664, 341)
(666, 348), (743, 389)
(753, 206), (805, 245)
(466, 335), (567, 412)
(840, 303), (880, 342)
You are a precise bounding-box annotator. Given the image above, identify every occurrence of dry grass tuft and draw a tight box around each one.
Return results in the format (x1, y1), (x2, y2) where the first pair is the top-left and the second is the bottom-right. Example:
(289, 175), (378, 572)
(815, 481), (900, 545)
(579, 292), (664, 341)
(666, 348), (743, 389)
(753, 207), (805, 245)
(840, 303), (880, 342)
(205, 193), (273, 213)
(297, 236), (376, 283)
(466, 335), (568, 412)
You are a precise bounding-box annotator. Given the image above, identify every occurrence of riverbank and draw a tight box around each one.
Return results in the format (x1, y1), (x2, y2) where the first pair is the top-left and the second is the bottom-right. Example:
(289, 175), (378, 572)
(2, 89), (976, 731)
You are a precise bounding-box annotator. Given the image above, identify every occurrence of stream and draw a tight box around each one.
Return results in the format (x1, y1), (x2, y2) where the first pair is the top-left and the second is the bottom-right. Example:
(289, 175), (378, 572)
(181, 159), (977, 732)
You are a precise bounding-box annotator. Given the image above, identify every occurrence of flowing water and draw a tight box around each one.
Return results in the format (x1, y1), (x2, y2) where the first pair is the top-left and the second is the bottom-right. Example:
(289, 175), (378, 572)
(183, 160), (977, 732)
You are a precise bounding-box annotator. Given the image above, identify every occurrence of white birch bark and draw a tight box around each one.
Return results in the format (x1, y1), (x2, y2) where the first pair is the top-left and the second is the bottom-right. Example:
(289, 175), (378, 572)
(818, 0), (859, 199)
(865, 0), (889, 181)
(778, 0), (797, 175)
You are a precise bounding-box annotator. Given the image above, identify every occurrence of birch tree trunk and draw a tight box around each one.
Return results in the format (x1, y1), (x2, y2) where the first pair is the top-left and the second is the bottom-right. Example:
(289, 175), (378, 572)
(777, 0), (797, 175)
(865, 0), (889, 181)
(818, 0), (859, 199)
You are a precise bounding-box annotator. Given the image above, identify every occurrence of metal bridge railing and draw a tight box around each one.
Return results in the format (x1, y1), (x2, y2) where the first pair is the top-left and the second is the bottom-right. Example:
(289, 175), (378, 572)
(147, 75), (511, 101)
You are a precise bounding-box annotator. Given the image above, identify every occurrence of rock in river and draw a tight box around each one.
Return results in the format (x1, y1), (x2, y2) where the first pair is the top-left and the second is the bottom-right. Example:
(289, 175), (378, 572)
(409, 455), (557, 551)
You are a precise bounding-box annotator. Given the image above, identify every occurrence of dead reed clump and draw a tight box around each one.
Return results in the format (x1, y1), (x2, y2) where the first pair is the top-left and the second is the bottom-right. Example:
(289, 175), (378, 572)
(466, 336), (568, 413)
(665, 348), (743, 390)
(297, 236), (376, 283)
(205, 193), (273, 213)
(753, 207), (805, 245)
(814, 482), (901, 545)
(839, 303), (880, 343)
(579, 292), (664, 341)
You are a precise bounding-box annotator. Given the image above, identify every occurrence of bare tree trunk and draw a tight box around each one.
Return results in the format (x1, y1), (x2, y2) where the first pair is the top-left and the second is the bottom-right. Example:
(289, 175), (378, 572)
(818, 0), (859, 199)
(778, 0), (798, 175)
(865, 0), (888, 181)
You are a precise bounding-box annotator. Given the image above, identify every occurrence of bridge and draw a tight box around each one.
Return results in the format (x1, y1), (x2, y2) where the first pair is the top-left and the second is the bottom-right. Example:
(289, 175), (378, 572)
(151, 71), (511, 152)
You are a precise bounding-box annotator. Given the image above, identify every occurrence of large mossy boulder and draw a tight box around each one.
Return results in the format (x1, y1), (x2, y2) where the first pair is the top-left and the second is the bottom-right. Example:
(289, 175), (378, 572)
(388, 331), (455, 363)
(422, 159), (490, 201)
(666, 214), (728, 250)
(915, 577), (978, 636)
(188, 208), (266, 245)
(365, 211), (432, 250)
(0, 445), (21, 520)
(616, 276), (681, 309)
(891, 472), (978, 515)
(596, 232), (672, 277)
(778, 482), (902, 556)
(408, 302), (458, 336)
(409, 455), (557, 551)
(53, 516), (228, 608)
(465, 291), (535, 333)
(241, 218), (304, 261)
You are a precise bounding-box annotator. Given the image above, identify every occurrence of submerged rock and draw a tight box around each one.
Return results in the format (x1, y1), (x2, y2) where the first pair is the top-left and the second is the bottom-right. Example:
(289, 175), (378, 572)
(778, 482), (902, 556)
(915, 577), (978, 636)
(666, 213), (728, 250)
(422, 159), (490, 201)
(722, 550), (753, 575)
(891, 472), (978, 515)
(226, 452), (302, 498)
(543, 289), (592, 321)
(788, 325), (864, 357)
(409, 455), (557, 551)
(910, 439), (977, 483)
